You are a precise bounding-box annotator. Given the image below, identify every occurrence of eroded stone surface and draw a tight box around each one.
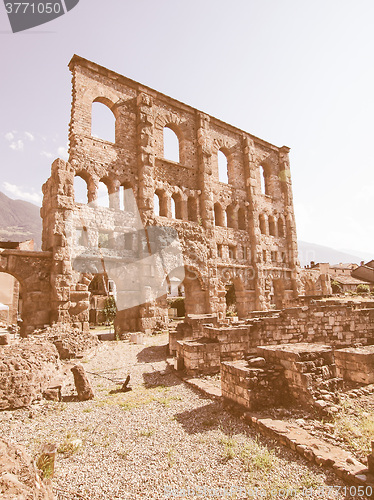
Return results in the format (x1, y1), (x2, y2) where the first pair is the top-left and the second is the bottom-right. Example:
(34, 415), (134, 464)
(0, 438), (54, 499)
(0, 340), (61, 410)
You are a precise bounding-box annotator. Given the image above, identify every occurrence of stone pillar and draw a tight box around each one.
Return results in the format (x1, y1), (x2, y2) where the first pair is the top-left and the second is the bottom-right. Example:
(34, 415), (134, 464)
(196, 112), (219, 315)
(137, 92), (155, 216)
(279, 146), (302, 299)
(242, 135), (266, 311)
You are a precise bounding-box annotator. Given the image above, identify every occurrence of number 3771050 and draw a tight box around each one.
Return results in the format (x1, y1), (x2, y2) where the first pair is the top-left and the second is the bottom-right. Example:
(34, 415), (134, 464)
(5, 3), (62, 14)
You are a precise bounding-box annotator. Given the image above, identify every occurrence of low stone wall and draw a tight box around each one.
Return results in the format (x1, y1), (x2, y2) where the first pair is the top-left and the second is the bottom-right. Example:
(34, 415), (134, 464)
(257, 343), (343, 407)
(173, 301), (374, 382)
(205, 326), (250, 360)
(335, 346), (374, 385)
(176, 338), (220, 375)
(204, 301), (374, 356)
(0, 340), (61, 410)
(169, 315), (218, 356)
(221, 358), (289, 410)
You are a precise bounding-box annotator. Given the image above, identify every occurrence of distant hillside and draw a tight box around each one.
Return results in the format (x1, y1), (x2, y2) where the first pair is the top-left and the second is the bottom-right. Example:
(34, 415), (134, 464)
(0, 192), (42, 249)
(297, 240), (370, 268)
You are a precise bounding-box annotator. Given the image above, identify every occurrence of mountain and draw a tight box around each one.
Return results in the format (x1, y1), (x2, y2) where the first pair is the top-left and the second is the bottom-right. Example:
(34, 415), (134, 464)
(0, 192), (42, 249)
(297, 240), (370, 268)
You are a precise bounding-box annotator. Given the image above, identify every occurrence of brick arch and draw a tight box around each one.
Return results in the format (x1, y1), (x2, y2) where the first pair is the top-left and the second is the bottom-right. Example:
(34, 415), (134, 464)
(93, 96), (117, 113)
(154, 111), (183, 131)
(73, 170), (96, 204)
(212, 138), (235, 155)
(182, 266), (209, 316)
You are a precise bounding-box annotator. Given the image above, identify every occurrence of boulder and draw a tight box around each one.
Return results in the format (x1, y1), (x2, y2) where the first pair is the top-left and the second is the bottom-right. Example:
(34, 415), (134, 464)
(0, 333), (10, 346)
(0, 340), (61, 410)
(71, 364), (94, 401)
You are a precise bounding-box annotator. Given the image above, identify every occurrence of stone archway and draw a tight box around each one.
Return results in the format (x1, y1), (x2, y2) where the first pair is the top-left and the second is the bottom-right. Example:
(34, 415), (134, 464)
(0, 249), (52, 336)
(183, 268), (209, 316)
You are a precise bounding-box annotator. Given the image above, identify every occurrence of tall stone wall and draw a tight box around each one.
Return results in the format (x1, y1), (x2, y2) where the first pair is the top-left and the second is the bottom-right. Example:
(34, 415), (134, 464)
(40, 55), (302, 333)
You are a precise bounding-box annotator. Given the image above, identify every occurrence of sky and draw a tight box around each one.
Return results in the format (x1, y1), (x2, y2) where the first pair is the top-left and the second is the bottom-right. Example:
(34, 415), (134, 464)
(0, 0), (373, 256)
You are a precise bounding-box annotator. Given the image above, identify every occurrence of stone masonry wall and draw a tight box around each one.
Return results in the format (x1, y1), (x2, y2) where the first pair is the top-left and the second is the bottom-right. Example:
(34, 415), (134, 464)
(203, 302), (374, 361)
(335, 346), (374, 385)
(40, 55), (302, 333)
(221, 358), (289, 410)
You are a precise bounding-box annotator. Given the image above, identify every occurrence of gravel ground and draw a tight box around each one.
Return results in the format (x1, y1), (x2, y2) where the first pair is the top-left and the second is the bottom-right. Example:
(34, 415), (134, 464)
(0, 334), (368, 499)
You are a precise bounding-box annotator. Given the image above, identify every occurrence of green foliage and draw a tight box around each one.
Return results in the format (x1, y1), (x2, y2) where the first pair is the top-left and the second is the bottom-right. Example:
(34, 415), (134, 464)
(36, 453), (55, 479)
(103, 296), (117, 325)
(331, 280), (342, 294)
(169, 296), (185, 317)
(356, 284), (370, 294)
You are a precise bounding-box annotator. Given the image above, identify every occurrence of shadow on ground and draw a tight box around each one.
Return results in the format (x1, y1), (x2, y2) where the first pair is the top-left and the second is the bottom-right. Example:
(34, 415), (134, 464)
(137, 344), (169, 363)
(142, 369), (182, 388)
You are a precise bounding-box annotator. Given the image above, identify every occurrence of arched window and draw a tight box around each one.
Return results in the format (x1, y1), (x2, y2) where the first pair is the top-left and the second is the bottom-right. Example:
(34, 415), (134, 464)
(259, 214), (267, 235)
(260, 165), (270, 196)
(218, 150), (229, 184)
(163, 126), (180, 163)
(97, 181), (110, 208)
(278, 217), (285, 238)
(172, 193), (183, 219)
(238, 207), (246, 230)
(187, 196), (198, 222)
(214, 203), (225, 227)
(74, 175), (89, 204)
(0, 272), (21, 325)
(154, 193), (160, 216)
(269, 216), (277, 236)
(226, 205), (236, 229)
(91, 101), (115, 143)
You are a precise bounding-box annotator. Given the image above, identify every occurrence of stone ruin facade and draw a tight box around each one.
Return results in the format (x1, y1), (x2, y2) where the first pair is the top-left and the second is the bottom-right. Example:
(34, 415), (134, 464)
(0, 54), (302, 335)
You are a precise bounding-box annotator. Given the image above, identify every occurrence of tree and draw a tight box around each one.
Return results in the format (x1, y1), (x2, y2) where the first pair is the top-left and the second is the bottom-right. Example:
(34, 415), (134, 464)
(356, 284), (370, 294)
(103, 296), (117, 326)
(331, 280), (342, 294)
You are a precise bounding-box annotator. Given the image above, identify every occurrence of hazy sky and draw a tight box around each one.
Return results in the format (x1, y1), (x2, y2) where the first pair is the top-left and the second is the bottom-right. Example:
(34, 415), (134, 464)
(0, 0), (373, 255)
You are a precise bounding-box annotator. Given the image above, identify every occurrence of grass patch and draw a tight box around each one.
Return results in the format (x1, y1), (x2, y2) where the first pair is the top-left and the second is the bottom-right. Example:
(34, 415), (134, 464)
(219, 436), (237, 461)
(57, 434), (82, 456)
(139, 428), (155, 437)
(240, 439), (277, 473)
(332, 395), (374, 459)
(36, 453), (55, 479)
(167, 447), (175, 468)
(116, 385), (178, 412)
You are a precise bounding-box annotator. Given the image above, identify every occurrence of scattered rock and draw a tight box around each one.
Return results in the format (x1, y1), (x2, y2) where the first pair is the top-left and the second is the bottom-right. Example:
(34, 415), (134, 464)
(43, 386), (62, 402)
(47, 324), (98, 360)
(71, 364), (94, 401)
(0, 340), (62, 410)
(0, 333), (10, 345)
